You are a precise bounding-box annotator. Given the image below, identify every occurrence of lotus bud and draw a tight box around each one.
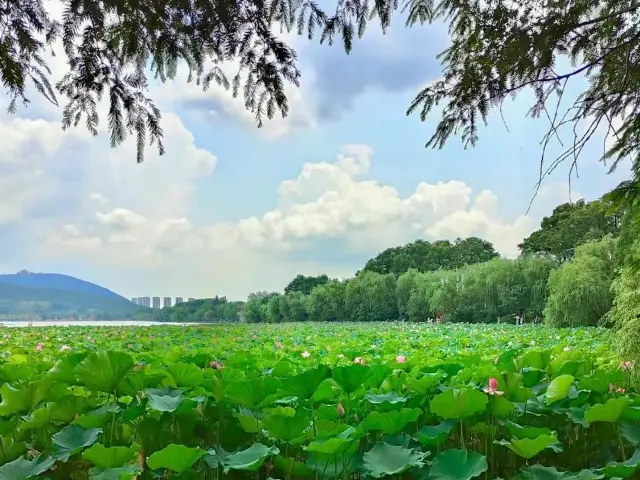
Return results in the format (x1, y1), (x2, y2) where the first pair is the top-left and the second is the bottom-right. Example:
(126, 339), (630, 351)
(337, 403), (345, 417)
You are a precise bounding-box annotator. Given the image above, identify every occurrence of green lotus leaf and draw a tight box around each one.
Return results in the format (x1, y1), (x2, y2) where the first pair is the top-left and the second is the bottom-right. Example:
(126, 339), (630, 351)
(305, 446), (360, 479)
(364, 391), (407, 406)
(88, 464), (143, 480)
(620, 421), (640, 446)
(305, 426), (357, 455)
(146, 444), (207, 473)
(501, 419), (554, 440)
(522, 368), (543, 387)
(280, 365), (331, 400)
(47, 353), (89, 384)
(428, 449), (488, 480)
(0, 455), (55, 480)
(263, 411), (310, 441)
(406, 372), (445, 395)
(73, 404), (121, 429)
(75, 351), (134, 393)
(495, 434), (563, 460)
(263, 406), (296, 417)
(311, 379), (341, 402)
(546, 375), (574, 405)
(236, 411), (262, 433)
(19, 405), (51, 430)
(0, 437), (26, 466)
(491, 396), (516, 417)
(363, 408), (422, 435)
(414, 420), (454, 447)
(365, 364), (393, 389)
(430, 388), (488, 419)
(579, 371), (625, 394)
(362, 443), (428, 478)
(225, 377), (281, 409)
(0, 382), (49, 417)
(145, 388), (184, 413)
(597, 448), (640, 478)
(52, 424), (102, 462)
(517, 464), (604, 479)
(83, 442), (141, 468)
(167, 362), (204, 388)
(222, 443), (280, 473)
(519, 350), (550, 370)
(49, 395), (88, 424)
(332, 364), (372, 394)
(584, 397), (630, 424)
(273, 455), (314, 478)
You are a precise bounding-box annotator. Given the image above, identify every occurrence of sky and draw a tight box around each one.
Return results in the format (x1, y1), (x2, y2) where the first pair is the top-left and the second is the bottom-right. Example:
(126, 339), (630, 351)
(0, 8), (631, 301)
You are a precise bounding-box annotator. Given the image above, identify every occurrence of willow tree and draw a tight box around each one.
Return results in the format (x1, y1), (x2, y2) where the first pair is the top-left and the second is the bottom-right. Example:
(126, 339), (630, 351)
(4, 0), (640, 167)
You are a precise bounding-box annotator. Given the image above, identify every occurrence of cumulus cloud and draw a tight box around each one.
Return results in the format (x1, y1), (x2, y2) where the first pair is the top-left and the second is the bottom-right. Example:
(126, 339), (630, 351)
(236, 145), (539, 257)
(0, 101), (548, 298)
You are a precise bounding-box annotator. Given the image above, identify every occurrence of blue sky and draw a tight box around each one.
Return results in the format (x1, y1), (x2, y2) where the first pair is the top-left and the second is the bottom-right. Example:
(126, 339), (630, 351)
(0, 11), (630, 300)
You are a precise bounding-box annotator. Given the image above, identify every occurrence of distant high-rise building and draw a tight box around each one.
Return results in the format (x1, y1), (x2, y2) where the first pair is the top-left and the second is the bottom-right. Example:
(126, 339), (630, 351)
(175, 297), (184, 305)
(163, 297), (172, 308)
(152, 297), (161, 309)
(131, 298), (138, 304)
(188, 297), (195, 302)
(138, 297), (151, 308)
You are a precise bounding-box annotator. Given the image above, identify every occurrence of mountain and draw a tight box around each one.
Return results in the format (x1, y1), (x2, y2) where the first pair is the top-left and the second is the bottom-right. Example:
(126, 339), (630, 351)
(0, 270), (139, 319)
(0, 270), (126, 299)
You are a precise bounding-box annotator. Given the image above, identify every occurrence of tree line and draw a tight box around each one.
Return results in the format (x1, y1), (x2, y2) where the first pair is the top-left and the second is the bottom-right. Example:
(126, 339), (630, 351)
(142, 196), (629, 327)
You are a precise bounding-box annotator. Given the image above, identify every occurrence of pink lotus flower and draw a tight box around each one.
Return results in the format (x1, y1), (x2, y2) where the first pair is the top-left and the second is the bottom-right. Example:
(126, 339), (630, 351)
(301, 351), (311, 358)
(620, 361), (635, 371)
(483, 377), (504, 396)
(209, 361), (224, 370)
(275, 341), (284, 349)
(35, 343), (44, 351)
(336, 403), (345, 417)
(353, 357), (365, 365)
(60, 345), (70, 352)
(610, 383), (626, 393)
(396, 355), (406, 364)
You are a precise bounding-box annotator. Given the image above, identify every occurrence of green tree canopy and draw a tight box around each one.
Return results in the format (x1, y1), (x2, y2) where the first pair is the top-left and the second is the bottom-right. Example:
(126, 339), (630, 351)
(518, 199), (622, 261)
(543, 236), (619, 328)
(284, 274), (330, 295)
(7, 0), (640, 171)
(362, 237), (498, 275)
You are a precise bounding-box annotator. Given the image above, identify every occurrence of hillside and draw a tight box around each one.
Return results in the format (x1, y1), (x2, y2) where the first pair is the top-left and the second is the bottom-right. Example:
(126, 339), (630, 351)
(0, 271), (139, 320)
(0, 270), (126, 299)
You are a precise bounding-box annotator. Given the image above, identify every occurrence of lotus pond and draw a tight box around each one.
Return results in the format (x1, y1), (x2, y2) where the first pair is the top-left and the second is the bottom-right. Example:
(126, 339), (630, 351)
(0, 322), (637, 480)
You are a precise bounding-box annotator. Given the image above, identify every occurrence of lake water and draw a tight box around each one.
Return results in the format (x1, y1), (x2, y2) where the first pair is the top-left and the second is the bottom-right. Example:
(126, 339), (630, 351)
(0, 320), (210, 328)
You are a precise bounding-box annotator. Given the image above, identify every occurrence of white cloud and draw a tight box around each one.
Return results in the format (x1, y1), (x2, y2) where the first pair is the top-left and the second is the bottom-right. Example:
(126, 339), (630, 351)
(236, 146), (540, 256)
(0, 100), (549, 299)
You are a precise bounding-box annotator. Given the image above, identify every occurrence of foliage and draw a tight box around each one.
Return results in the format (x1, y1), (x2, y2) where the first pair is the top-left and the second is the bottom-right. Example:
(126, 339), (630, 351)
(5, 0), (639, 174)
(404, 0), (640, 182)
(362, 237), (499, 275)
(544, 237), (619, 328)
(248, 257), (556, 324)
(284, 275), (330, 296)
(0, 322), (632, 480)
(136, 296), (242, 323)
(519, 199), (622, 261)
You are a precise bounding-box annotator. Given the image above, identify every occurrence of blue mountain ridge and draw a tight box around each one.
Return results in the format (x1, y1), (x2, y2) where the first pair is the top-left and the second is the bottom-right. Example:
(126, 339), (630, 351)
(0, 270), (125, 300)
(0, 270), (141, 317)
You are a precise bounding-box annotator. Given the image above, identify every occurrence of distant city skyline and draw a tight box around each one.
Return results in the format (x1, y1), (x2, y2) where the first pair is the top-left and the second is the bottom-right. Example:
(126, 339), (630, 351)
(131, 296), (200, 308)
